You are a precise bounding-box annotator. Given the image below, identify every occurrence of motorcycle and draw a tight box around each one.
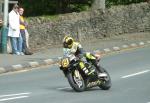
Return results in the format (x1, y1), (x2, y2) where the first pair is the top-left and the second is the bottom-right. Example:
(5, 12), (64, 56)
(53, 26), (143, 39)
(59, 53), (111, 92)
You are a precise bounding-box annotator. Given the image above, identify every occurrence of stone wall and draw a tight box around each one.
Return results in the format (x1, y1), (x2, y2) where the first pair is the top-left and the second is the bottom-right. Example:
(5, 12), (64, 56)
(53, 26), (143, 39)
(27, 2), (150, 49)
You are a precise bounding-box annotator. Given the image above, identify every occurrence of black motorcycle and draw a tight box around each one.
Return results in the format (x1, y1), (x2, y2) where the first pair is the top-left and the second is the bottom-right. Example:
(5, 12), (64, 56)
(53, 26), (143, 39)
(59, 54), (111, 92)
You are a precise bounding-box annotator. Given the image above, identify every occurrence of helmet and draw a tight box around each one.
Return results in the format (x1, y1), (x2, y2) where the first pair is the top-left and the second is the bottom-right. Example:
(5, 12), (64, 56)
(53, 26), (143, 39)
(63, 36), (74, 48)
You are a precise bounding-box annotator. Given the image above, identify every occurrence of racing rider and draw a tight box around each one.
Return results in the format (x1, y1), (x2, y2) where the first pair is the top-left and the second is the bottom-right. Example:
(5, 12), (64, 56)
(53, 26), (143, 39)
(63, 36), (107, 77)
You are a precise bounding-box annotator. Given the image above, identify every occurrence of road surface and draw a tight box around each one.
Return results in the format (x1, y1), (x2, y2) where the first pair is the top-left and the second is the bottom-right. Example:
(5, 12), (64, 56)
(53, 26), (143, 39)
(0, 46), (150, 103)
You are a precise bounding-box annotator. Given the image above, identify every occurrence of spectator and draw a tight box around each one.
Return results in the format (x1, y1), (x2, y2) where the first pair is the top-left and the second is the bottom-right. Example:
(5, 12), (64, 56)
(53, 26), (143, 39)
(19, 7), (33, 55)
(8, 4), (23, 55)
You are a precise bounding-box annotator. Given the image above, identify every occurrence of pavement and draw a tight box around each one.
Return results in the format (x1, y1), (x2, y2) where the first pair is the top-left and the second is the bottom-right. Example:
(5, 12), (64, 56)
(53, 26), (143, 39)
(0, 32), (150, 74)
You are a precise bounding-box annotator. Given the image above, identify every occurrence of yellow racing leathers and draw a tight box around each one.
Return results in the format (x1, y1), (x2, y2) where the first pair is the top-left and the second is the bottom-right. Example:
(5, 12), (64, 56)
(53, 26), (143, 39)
(63, 42), (103, 76)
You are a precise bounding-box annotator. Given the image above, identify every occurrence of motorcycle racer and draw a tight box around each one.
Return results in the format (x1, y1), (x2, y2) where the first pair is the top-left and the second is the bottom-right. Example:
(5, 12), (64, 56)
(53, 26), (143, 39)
(63, 36), (107, 77)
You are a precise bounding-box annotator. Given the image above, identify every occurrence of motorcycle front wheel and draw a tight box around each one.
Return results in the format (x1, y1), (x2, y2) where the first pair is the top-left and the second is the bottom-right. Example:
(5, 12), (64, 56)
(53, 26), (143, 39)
(67, 69), (86, 92)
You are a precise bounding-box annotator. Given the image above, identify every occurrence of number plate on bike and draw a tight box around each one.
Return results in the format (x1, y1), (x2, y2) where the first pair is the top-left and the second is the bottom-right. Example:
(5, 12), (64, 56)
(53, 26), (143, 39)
(61, 58), (69, 68)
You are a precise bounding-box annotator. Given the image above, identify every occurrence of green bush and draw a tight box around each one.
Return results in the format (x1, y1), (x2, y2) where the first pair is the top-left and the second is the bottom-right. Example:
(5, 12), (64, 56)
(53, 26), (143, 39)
(106, 0), (147, 7)
(15, 0), (147, 16)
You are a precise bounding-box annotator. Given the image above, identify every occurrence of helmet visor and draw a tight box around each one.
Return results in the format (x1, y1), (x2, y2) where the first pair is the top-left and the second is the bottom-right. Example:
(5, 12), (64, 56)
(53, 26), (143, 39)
(66, 39), (73, 46)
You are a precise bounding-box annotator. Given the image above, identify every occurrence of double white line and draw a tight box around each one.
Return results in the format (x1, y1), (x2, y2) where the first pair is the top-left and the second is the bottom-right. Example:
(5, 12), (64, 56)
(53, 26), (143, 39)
(0, 92), (31, 102)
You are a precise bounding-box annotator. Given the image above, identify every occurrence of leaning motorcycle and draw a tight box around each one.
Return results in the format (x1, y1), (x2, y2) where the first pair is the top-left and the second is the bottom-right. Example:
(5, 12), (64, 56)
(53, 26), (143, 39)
(59, 53), (111, 92)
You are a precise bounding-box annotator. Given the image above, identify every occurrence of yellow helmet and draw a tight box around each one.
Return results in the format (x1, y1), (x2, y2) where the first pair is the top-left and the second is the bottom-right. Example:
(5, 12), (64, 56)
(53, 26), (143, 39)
(63, 36), (74, 48)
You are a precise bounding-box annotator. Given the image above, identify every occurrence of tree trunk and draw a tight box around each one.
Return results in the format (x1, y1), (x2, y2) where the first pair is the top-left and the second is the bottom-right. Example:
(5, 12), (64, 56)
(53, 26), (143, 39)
(91, 0), (105, 10)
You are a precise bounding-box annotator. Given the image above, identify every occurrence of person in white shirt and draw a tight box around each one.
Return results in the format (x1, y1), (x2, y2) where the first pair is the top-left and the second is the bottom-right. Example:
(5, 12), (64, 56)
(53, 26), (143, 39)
(8, 4), (23, 55)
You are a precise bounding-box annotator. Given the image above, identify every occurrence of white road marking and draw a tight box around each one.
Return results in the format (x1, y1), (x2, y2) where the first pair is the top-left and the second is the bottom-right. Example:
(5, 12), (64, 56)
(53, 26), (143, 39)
(0, 92), (31, 102)
(0, 96), (29, 102)
(0, 92), (31, 98)
(121, 70), (150, 79)
(57, 87), (71, 90)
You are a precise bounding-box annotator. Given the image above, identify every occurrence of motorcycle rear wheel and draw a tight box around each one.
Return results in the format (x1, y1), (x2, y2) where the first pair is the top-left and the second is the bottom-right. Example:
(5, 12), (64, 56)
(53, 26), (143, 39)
(98, 68), (111, 90)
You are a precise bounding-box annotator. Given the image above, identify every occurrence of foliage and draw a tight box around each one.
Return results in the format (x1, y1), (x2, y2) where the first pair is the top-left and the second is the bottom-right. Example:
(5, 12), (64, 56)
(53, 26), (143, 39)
(10, 0), (147, 16)
(16, 0), (93, 16)
(106, 0), (147, 7)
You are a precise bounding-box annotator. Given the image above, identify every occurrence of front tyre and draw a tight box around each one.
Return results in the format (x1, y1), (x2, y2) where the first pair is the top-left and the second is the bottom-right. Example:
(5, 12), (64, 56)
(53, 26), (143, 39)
(99, 68), (111, 90)
(67, 69), (86, 92)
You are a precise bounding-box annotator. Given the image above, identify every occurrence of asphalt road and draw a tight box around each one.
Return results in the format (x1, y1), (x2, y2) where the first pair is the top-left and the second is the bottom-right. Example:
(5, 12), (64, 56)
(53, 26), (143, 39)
(0, 46), (150, 103)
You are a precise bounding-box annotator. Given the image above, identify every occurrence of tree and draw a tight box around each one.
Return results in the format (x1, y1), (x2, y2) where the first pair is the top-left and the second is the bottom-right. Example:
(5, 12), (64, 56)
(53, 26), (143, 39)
(12, 0), (147, 16)
(91, 0), (105, 10)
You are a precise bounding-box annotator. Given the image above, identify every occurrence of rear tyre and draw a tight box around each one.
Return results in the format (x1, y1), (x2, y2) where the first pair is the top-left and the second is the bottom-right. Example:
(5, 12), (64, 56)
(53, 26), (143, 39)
(99, 67), (111, 90)
(67, 69), (86, 92)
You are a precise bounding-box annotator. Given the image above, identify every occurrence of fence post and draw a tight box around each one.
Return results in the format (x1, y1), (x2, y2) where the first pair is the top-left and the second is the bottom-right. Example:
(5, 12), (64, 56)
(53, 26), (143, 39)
(0, 0), (8, 53)
(0, 26), (8, 53)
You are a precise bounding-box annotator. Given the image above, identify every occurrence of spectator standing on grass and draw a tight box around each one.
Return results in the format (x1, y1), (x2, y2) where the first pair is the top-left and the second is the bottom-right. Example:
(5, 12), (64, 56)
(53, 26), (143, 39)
(19, 7), (33, 55)
(8, 4), (23, 55)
